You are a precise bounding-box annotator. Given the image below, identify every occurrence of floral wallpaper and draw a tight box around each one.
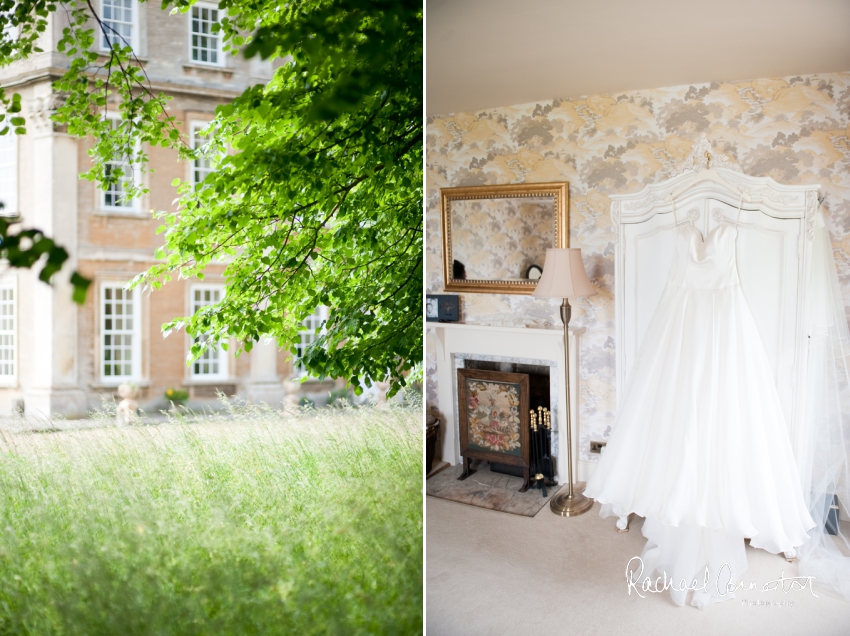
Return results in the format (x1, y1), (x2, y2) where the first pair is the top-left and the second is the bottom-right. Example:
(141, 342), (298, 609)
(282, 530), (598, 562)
(451, 197), (554, 280)
(426, 71), (850, 462)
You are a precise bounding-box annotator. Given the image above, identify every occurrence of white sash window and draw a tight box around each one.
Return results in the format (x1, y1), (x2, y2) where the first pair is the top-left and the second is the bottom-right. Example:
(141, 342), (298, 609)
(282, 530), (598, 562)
(101, 284), (141, 381)
(101, 115), (141, 212)
(0, 283), (16, 379)
(190, 3), (223, 66)
(295, 306), (328, 376)
(190, 285), (227, 378)
(191, 121), (215, 185)
(101, 0), (138, 50)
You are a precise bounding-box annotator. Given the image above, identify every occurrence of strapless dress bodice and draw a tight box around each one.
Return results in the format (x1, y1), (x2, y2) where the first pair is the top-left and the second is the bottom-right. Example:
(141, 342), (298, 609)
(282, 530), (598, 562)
(667, 223), (739, 290)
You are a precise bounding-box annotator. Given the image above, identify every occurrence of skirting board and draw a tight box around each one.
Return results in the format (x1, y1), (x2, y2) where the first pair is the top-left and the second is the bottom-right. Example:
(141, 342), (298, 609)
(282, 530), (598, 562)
(577, 459), (596, 484)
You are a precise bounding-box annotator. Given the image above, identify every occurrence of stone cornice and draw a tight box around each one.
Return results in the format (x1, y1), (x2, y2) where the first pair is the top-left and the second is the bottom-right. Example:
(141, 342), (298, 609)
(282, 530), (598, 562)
(0, 66), (245, 100)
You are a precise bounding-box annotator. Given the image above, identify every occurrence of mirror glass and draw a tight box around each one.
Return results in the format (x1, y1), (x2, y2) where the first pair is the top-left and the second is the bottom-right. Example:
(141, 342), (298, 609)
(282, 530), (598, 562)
(441, 183), (568, 294)
(450, 196), (555, 281)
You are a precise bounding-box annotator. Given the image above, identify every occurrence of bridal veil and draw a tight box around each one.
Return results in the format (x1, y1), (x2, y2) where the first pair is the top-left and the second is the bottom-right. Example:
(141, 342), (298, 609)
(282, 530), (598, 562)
(797, 209), (850, 600)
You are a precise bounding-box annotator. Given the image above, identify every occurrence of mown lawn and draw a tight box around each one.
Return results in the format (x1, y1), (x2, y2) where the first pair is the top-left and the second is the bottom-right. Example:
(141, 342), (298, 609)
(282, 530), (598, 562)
(0, 404), (422, 635)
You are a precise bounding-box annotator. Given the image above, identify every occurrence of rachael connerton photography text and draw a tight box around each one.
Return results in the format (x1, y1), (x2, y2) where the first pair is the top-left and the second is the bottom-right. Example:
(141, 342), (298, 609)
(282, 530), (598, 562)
(625, 557), (818, 599)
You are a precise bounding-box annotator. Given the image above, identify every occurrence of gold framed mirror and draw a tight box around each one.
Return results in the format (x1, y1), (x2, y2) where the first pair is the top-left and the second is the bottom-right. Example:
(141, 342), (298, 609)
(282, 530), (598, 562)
(440, 182), (569, 294)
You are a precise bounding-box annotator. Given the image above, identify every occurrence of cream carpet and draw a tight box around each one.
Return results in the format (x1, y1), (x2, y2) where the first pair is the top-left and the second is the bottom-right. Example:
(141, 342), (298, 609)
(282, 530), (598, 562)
(427, 497), (850, 636)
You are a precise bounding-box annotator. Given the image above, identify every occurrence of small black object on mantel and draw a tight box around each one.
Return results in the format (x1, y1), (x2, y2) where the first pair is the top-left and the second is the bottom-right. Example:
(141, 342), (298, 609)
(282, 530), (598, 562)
(452, 259), (467, 280)
(426, 294), (460, 323)
(528, 406), (557, 497)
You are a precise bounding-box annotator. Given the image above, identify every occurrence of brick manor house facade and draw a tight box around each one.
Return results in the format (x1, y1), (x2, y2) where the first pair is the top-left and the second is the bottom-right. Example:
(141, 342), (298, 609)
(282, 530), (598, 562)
(0, 2), (344, 417)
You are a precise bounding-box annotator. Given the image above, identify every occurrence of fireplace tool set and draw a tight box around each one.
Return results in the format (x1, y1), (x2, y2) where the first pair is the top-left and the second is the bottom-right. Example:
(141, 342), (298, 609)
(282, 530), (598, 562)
(529, 406), (557, 497)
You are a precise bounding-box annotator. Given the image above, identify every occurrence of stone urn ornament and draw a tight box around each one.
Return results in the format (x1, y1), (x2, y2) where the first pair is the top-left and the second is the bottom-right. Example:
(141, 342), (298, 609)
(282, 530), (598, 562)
(375, 380), (391, 405)
(116, 382), (140, 426)
(282, 379), (301, 412)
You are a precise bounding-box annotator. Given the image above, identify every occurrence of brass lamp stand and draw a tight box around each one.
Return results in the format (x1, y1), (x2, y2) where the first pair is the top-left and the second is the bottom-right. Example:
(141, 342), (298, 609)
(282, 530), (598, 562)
(532, 248), (597, 517)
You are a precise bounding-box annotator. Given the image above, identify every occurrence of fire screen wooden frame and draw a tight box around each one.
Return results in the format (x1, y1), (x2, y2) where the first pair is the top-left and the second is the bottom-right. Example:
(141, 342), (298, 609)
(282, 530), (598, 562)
(457, 367), (531, 491)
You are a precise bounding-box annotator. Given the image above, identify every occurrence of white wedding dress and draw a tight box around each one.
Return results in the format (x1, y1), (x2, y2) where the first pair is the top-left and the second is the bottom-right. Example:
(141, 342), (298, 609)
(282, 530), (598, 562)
(584, 219), (816, 608)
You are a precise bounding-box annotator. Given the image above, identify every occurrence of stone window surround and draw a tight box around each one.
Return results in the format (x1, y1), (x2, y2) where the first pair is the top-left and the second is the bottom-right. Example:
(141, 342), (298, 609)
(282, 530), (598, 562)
(190, 119), (215, 186)
(294, 306), (329, 378)
(99, 0), (141, 53)
(184, 281), (236, 386)
(100, 112), (143, 214)
(188, 282), (228, 380)
(98, 278), (143, 384)
(189, 1), (226, 69)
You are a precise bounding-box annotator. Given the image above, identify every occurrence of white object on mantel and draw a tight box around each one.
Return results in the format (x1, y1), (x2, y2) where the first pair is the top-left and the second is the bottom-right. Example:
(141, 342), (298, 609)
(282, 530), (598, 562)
(431, 322), (587, 485)
(466, 315), (556, 329)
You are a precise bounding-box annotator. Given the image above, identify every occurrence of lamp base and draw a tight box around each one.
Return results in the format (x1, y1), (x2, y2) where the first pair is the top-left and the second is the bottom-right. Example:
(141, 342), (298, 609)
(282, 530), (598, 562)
(549, 490), (594, 517)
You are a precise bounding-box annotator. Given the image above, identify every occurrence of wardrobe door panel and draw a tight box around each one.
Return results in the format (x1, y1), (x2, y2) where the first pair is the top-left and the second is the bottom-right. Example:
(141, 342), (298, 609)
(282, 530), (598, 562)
(621, 211), (691, 386)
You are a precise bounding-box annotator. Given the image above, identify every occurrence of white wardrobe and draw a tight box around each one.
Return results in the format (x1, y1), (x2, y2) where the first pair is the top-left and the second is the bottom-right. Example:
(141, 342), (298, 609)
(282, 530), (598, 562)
(611, 135), (820, 463)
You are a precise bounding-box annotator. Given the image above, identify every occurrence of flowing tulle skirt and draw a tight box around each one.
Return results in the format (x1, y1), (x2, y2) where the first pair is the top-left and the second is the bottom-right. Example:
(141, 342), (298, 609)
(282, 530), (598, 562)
(585, 281), (815, 607)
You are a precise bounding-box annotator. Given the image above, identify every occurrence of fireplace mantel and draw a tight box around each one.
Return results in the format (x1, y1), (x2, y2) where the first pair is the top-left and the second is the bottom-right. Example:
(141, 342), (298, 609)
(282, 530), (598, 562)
(431, 322), (587, 485)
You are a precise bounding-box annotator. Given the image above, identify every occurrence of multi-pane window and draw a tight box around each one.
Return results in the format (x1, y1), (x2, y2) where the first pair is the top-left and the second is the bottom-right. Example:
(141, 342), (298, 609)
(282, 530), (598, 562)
(101, 0), (135, 50)
(0, 133), (17, 216)
(0, 286), (15, 378)
(191, 122), (214, 185)
(190, 4), (222, 66)
(101, 116), (138, 211)
(191, 285), (227, 377)
(102, 284), (139, 380)
(295, 307), (328, 376)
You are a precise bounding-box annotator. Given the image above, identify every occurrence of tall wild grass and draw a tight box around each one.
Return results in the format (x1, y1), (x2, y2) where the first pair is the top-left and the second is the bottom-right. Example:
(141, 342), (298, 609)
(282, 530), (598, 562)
(0, 401), (422, 635)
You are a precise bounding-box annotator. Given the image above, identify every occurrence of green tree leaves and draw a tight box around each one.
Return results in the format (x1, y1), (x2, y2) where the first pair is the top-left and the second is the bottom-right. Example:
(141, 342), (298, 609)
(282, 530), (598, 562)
(1, 0), (423, 392)
(138, 0), (423, 395)
(0, 216), (90, 303)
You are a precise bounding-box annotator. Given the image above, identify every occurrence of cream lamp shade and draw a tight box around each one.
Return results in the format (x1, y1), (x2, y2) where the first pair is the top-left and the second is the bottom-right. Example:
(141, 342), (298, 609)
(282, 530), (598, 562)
(532, 248), (596, 298)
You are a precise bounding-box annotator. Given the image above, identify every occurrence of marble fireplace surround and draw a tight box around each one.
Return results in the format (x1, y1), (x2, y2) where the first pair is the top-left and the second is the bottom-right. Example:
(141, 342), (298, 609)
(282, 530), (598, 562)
(432, 322), (595, 485)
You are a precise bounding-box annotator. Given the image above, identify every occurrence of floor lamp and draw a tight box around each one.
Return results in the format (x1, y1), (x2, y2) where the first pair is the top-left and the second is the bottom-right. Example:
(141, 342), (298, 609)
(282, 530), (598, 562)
(532, 248), (596, 516)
